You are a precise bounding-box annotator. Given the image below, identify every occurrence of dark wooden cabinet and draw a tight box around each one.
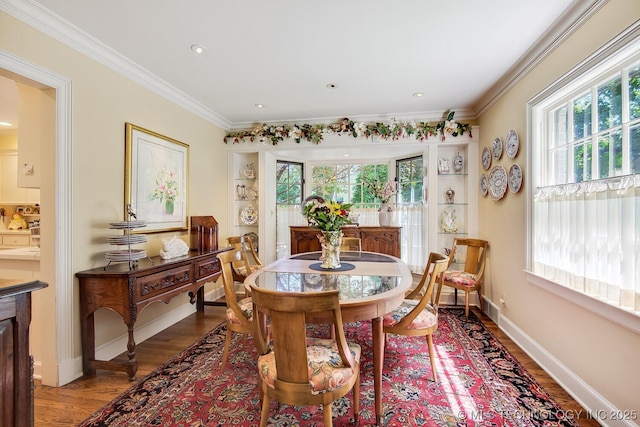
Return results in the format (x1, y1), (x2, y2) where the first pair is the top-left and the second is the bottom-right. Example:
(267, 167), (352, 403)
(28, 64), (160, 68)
(290, 226), (401, 258)
(0, 279), (47, 427)
(76, 249), (226, 380)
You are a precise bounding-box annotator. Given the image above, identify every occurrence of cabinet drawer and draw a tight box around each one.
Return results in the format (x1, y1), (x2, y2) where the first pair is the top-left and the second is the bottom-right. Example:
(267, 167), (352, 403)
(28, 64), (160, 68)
(195, 256), (220, 281)
(136, 264), (193, 300)
(0, 235), (30, 246)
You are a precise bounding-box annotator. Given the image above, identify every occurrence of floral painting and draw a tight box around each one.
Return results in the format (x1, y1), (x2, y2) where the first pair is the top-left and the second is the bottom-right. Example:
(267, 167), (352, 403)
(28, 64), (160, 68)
(125, 123), (189, 233)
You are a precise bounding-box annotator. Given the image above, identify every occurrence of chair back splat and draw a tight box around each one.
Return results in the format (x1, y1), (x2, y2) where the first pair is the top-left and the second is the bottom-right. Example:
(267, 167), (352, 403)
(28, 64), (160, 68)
(250, 286), (360, 427)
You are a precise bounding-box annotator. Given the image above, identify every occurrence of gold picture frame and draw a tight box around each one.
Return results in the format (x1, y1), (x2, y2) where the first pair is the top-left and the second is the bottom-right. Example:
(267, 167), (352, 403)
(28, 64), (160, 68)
(125, 123), (189, 233)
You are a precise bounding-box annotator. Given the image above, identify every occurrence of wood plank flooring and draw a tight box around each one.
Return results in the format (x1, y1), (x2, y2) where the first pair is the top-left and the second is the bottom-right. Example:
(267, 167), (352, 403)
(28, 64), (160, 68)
(33, 306), (600, 426)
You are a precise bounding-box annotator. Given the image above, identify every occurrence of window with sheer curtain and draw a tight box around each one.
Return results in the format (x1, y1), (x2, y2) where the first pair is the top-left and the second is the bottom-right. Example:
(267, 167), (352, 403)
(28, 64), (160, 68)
(530, 35), (640, 317)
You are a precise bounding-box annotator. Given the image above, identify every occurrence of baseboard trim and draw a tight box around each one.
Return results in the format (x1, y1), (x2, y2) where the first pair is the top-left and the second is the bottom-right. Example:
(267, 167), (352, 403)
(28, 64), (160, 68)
(498, 314), (632, 427)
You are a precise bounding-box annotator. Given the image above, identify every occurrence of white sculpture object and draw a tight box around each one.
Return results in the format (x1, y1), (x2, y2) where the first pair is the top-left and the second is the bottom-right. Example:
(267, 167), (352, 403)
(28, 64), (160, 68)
(160, 236), (189, 259)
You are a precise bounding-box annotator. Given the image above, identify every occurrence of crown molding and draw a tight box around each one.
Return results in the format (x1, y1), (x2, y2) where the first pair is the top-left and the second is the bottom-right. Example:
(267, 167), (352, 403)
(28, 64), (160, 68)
(0, 0), (232, 130)
(473, 0), (608, 116)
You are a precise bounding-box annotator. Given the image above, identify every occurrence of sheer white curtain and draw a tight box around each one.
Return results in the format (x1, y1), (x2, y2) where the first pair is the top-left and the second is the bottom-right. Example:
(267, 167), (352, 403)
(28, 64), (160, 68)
(533, 175), (640, 313)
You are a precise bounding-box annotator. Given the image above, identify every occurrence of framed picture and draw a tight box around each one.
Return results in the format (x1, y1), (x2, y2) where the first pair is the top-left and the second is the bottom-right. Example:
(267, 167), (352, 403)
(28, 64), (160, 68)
(125, 123), (189, 233)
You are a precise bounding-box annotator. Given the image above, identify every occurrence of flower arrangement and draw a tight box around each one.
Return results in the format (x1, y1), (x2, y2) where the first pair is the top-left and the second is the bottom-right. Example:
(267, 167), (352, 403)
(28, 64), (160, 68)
(224, 112), (472, 145)
(365, 179), (397, 204)
(302, 197), (353, 232)
(151, 167), (178, 204)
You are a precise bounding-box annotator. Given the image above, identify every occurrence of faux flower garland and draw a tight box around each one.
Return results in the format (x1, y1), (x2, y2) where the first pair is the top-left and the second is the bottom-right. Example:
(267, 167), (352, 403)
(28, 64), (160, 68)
(302, 197), (353, 232)
(224, 111), (471, 145)
(365, 179), (397, 204)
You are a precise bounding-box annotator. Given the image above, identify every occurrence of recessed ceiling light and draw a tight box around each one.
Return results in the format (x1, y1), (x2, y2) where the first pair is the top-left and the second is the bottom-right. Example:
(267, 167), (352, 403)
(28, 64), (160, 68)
(413, 92), (424, 97)
(190, 44), (207, 54)
(255, 103), (264, 108)
(326, 83), (338, 89)
(0, 121), (12, 126)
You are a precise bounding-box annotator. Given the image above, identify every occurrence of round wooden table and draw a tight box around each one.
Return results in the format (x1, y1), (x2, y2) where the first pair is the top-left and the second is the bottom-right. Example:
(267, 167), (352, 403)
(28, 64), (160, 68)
(245, 251), (413, 425)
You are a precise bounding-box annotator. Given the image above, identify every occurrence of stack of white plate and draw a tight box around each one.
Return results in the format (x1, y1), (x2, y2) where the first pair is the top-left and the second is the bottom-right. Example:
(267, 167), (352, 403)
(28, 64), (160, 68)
(106, 234), (148, 245)
(105, 249), (147, 262)
(109, 220), (147, 229)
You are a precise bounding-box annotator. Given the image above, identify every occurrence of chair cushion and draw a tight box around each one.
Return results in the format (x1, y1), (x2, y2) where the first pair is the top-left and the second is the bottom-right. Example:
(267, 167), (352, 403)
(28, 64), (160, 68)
(383, 299), (437, 329)
(226, 297), (253, 324)
(443, 271), (479, 287)
(257, 338), (361, 395)
(234, 264), (261, 276)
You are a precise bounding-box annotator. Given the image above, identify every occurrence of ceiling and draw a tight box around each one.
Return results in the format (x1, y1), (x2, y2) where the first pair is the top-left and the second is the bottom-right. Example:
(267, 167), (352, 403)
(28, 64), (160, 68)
(0, 0), (588, 136)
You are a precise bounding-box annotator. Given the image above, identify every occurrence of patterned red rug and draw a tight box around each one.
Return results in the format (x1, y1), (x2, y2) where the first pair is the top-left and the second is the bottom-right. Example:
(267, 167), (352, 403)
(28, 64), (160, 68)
(79, 308), (579, 426)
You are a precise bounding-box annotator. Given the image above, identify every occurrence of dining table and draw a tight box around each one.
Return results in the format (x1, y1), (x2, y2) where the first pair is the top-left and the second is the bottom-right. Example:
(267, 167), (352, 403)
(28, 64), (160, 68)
(244, 251), (413, 425)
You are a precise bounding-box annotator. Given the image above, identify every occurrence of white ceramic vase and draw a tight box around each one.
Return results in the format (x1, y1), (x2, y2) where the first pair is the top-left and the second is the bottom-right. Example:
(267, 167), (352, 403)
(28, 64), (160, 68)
(378, 203), (393, 227)
(318, 230), (342, 269)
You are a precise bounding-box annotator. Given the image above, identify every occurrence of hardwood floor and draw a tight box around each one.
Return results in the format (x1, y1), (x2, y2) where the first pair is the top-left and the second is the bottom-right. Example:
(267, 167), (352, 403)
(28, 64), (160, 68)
(33, 305), (600, 426)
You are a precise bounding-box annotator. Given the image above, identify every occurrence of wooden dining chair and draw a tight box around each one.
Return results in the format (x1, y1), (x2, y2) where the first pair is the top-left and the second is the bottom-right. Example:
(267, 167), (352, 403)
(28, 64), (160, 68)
(227, 235), (263, 283)
(217, 249), (254, 369)
(382, 252), (449, 381)
(340, 237), (362, 252)
(435, 238), (489, 318)
(250, 285), (361, 427)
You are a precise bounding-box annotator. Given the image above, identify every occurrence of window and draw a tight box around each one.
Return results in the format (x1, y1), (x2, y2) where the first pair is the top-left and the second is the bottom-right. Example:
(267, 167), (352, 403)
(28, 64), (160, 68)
(530, 33), (640, 319)
(396, 156), (424, 203)
(276, 161), (303, 206)
(310, 163), (389, 206)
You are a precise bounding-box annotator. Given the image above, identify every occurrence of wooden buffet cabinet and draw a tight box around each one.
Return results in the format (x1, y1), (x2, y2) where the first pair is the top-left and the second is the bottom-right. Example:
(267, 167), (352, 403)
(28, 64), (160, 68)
(290, 226), (401, 258)
(76, 249), (226, 381)
(0, 279), (47, 427)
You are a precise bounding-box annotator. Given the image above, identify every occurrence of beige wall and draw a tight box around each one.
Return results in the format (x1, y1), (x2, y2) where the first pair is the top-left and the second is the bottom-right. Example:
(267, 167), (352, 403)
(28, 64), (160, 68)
(1, 10), (229, 385)
(477, 0), (640, 415)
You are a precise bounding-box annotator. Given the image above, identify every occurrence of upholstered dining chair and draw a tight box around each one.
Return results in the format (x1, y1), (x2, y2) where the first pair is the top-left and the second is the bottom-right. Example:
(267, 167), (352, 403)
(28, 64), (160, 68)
(227, 235), (263, 283)
(250, 285), (361, 427)
(382, 252), (448, 382)
(435, 238), (489, 319)
(217, 249), (254, 369)
(340, 237), (362, 252)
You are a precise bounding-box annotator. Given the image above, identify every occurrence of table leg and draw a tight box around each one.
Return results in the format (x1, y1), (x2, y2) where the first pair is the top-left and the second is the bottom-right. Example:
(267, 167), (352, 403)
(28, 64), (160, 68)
(372, 316), (383, 425)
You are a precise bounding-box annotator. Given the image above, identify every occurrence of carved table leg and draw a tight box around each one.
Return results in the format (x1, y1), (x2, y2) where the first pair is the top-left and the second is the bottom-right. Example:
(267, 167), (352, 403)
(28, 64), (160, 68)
(125, 325), (138, 381)
(372, 316), (383, 426)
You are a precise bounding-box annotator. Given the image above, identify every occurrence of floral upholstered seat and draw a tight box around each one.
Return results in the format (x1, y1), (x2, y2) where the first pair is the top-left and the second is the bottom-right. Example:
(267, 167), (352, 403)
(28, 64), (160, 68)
(383, 300), (437, 330)
(257, 338), (361, 395)
(442, 270), (479, 287)
(226, 297), (252, 325)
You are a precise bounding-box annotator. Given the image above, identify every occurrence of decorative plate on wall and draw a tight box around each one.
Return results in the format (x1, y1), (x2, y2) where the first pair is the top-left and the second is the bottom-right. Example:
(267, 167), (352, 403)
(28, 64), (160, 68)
(240, 206), (258, 225)
(506, 129), (519, 158)
(482, 147), (492, 170)
(508, 164), (523, 193)
(492, 137), (503, 160)
(488, 165), (507, 201)
(480, 174), (489, 197)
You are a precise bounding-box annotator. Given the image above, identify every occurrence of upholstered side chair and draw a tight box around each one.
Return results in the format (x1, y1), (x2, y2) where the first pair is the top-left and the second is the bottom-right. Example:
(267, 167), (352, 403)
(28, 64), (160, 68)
(250, 286), (361, 427)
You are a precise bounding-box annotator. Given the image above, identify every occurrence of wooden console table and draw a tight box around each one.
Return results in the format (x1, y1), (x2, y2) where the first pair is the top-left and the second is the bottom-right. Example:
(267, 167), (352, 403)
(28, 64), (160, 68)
(76, 249), (226, 380)
(290, 225), (401, 257)
(0, 279), (48, 427)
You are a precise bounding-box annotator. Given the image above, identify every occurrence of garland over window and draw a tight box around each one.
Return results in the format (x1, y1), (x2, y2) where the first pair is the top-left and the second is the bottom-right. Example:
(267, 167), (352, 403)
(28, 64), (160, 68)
(224, 111), (472, 145)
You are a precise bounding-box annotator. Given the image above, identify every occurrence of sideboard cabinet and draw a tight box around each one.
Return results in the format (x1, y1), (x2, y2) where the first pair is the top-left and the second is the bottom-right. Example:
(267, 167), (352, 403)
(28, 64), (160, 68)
(290, 226), (401, 258)
(0, 279), (47, 427)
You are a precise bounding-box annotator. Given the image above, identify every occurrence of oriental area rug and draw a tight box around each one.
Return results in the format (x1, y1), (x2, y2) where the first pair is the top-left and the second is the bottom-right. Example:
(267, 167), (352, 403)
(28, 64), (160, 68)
(79, 309), (579, 427)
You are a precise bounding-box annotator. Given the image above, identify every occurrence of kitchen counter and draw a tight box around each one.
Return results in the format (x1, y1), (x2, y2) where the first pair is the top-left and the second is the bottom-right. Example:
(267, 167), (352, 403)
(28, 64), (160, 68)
(0, 247), (40, 261)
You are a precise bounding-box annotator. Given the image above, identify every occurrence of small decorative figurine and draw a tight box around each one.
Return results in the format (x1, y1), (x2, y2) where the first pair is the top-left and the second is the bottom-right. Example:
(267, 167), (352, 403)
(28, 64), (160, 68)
(445, 187), (455, 204)
(243, 163), (256, 179)
(453, 152), (464, 172)
(438, 158), (450, 174)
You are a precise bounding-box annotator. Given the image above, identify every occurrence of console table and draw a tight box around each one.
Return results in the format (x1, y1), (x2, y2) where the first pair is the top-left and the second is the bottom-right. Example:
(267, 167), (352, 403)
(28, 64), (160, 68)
(76, 249), (226, 380)
(0, 279), (48, 427)
(290, 226), (401, 257)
